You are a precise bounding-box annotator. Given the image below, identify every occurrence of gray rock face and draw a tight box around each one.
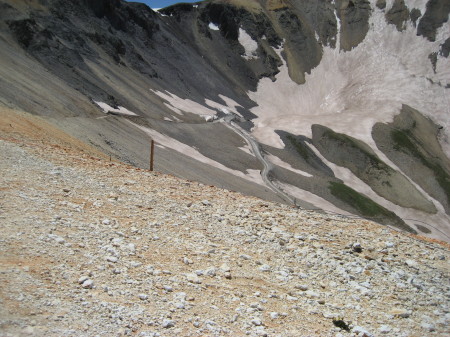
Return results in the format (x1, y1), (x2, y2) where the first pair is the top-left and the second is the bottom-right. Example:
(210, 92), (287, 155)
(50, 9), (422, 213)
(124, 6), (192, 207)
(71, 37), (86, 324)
(385, 0), (410, 31)
(335, 0), (371, 51)
(417, 0), (450, 41)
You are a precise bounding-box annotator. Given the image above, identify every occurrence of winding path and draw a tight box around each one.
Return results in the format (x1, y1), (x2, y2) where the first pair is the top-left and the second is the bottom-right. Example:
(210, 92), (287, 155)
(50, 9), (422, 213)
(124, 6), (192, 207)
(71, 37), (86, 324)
(222, 115), (296, 206)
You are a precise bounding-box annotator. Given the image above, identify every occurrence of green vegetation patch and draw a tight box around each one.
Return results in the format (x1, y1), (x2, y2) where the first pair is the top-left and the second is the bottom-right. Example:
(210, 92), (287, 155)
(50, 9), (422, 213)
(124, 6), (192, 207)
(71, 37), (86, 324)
(287, 135), (310, 160)
(391, 129), (420, 155)
(391, 129), (450, 203)
(321, 129), (390, 173)
(329, 181), (416, 233)
(329, 181), (391, 218)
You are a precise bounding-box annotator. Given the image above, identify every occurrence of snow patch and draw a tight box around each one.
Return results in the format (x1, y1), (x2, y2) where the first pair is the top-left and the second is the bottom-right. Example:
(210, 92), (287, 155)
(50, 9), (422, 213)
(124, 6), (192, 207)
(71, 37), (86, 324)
(209, 23), (220, 31)
(127, 121), (265, 186)
(247, 8), (450, 156)
(204, 115), (218, 122)
(266, 154), (313, 178)
(383, 0), (395, 12)
(205, 95), (244, 118)
(94, 101), (137, 116)
(333, 0), (341, 46)
(152, 90), (244, 119)
(238, 28), (258, 60)
(239, 144), (253, 156)
(306, 142), (450, 240)
(152, 90), (217, 116)
(403, 0), (427, 17)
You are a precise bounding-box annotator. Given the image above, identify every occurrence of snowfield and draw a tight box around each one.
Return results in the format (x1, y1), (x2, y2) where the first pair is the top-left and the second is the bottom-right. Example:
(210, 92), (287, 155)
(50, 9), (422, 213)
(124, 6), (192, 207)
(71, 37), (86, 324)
(248, 5), (450, 156)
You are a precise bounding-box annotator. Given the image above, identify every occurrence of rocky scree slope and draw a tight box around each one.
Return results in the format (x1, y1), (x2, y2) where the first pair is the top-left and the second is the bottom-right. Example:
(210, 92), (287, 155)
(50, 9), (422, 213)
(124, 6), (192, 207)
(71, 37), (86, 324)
(0, 0), (449, 239)
(1, 108), (450, 337)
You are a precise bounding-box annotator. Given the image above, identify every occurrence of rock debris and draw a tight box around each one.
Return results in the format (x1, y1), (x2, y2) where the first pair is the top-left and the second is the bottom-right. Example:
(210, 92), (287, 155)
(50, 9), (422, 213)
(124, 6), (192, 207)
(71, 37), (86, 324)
(0, 138), (449, 337)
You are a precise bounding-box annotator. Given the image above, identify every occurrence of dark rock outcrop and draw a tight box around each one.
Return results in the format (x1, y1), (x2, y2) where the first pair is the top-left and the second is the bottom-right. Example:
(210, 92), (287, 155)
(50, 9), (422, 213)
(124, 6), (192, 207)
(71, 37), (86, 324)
(385, 0), (410, 31)
(335, 0), (371, 51)
(417, 0), (450, 41)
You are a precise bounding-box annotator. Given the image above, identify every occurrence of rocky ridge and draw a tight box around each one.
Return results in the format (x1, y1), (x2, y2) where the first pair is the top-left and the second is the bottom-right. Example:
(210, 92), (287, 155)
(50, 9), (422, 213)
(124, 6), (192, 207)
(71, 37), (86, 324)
(1, 109), (449, 336)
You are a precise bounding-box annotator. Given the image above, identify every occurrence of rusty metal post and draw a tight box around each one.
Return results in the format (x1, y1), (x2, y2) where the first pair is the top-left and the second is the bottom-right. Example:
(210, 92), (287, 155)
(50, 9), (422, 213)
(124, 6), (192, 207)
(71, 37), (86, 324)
(150, 139), (154, 171)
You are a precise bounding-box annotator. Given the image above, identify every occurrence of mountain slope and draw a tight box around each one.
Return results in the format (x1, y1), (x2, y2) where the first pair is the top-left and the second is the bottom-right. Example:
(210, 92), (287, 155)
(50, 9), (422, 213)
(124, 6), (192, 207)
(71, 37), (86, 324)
(1, 108), (449, 336)
(0, 0), (449, 240)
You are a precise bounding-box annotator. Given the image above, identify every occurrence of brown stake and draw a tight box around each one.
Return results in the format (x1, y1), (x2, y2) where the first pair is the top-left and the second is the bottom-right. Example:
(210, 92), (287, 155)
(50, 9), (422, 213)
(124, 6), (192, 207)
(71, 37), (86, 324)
(150, 139), (154, 171)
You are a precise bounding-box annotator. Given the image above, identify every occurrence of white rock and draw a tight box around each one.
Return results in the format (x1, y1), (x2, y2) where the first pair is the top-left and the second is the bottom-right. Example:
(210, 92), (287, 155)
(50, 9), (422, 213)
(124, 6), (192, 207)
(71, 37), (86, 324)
(205, 267), (216, 277)
(55, 236), (65, 244)
(183, 257), (193, 265)
(390, 308), (411, 318)
(127, 243), (136, 254)
(78, 276), (89, 284)
(259, 264), (271, 272)
(139, 294), (149, 300)
(220, 263), (231, 272)
(251, 318), (262, 326)
(323, 312), (337, 319)
(106, 256), (118, 263)
(22, 326), (35, 335)
(352, 326), (374, 337)
(405, 259), (418, 268)
(186, 273), (202, 284)
(385, 242), (395, 248)
(379, 325), (391, 334)
(270, 312), (279, 319)
(421, 322), (435, 332)
(162, 319), (175, 328)
(295, 284), (309, 291)
(82, 279), (94, 289)
(305, 290), (320, 298)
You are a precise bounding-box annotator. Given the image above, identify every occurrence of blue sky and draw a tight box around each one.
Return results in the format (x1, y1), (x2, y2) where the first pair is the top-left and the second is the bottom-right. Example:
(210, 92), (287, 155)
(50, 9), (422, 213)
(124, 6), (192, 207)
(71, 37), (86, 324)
(126, 0), (201, 9)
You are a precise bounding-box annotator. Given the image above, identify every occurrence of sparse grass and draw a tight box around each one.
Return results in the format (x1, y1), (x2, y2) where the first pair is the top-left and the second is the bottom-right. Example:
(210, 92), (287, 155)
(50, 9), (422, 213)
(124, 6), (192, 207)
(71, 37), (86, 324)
(329, 181), (391, 218)
(391, 129), (418, 154)
(322, 129), (390, 173)
(329, 181), (416, 233)
(287, 135), (309, 160)
(391, 129), (450, 203)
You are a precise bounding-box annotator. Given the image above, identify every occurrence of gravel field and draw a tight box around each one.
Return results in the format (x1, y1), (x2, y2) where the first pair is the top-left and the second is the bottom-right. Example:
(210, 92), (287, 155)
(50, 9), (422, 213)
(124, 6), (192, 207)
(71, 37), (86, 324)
(0, 110), (449, 337)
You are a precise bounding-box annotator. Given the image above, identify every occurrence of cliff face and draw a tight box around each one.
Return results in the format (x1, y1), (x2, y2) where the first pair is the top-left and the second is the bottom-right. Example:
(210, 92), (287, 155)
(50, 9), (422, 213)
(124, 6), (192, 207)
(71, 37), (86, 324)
(0, 0), (449, 240)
